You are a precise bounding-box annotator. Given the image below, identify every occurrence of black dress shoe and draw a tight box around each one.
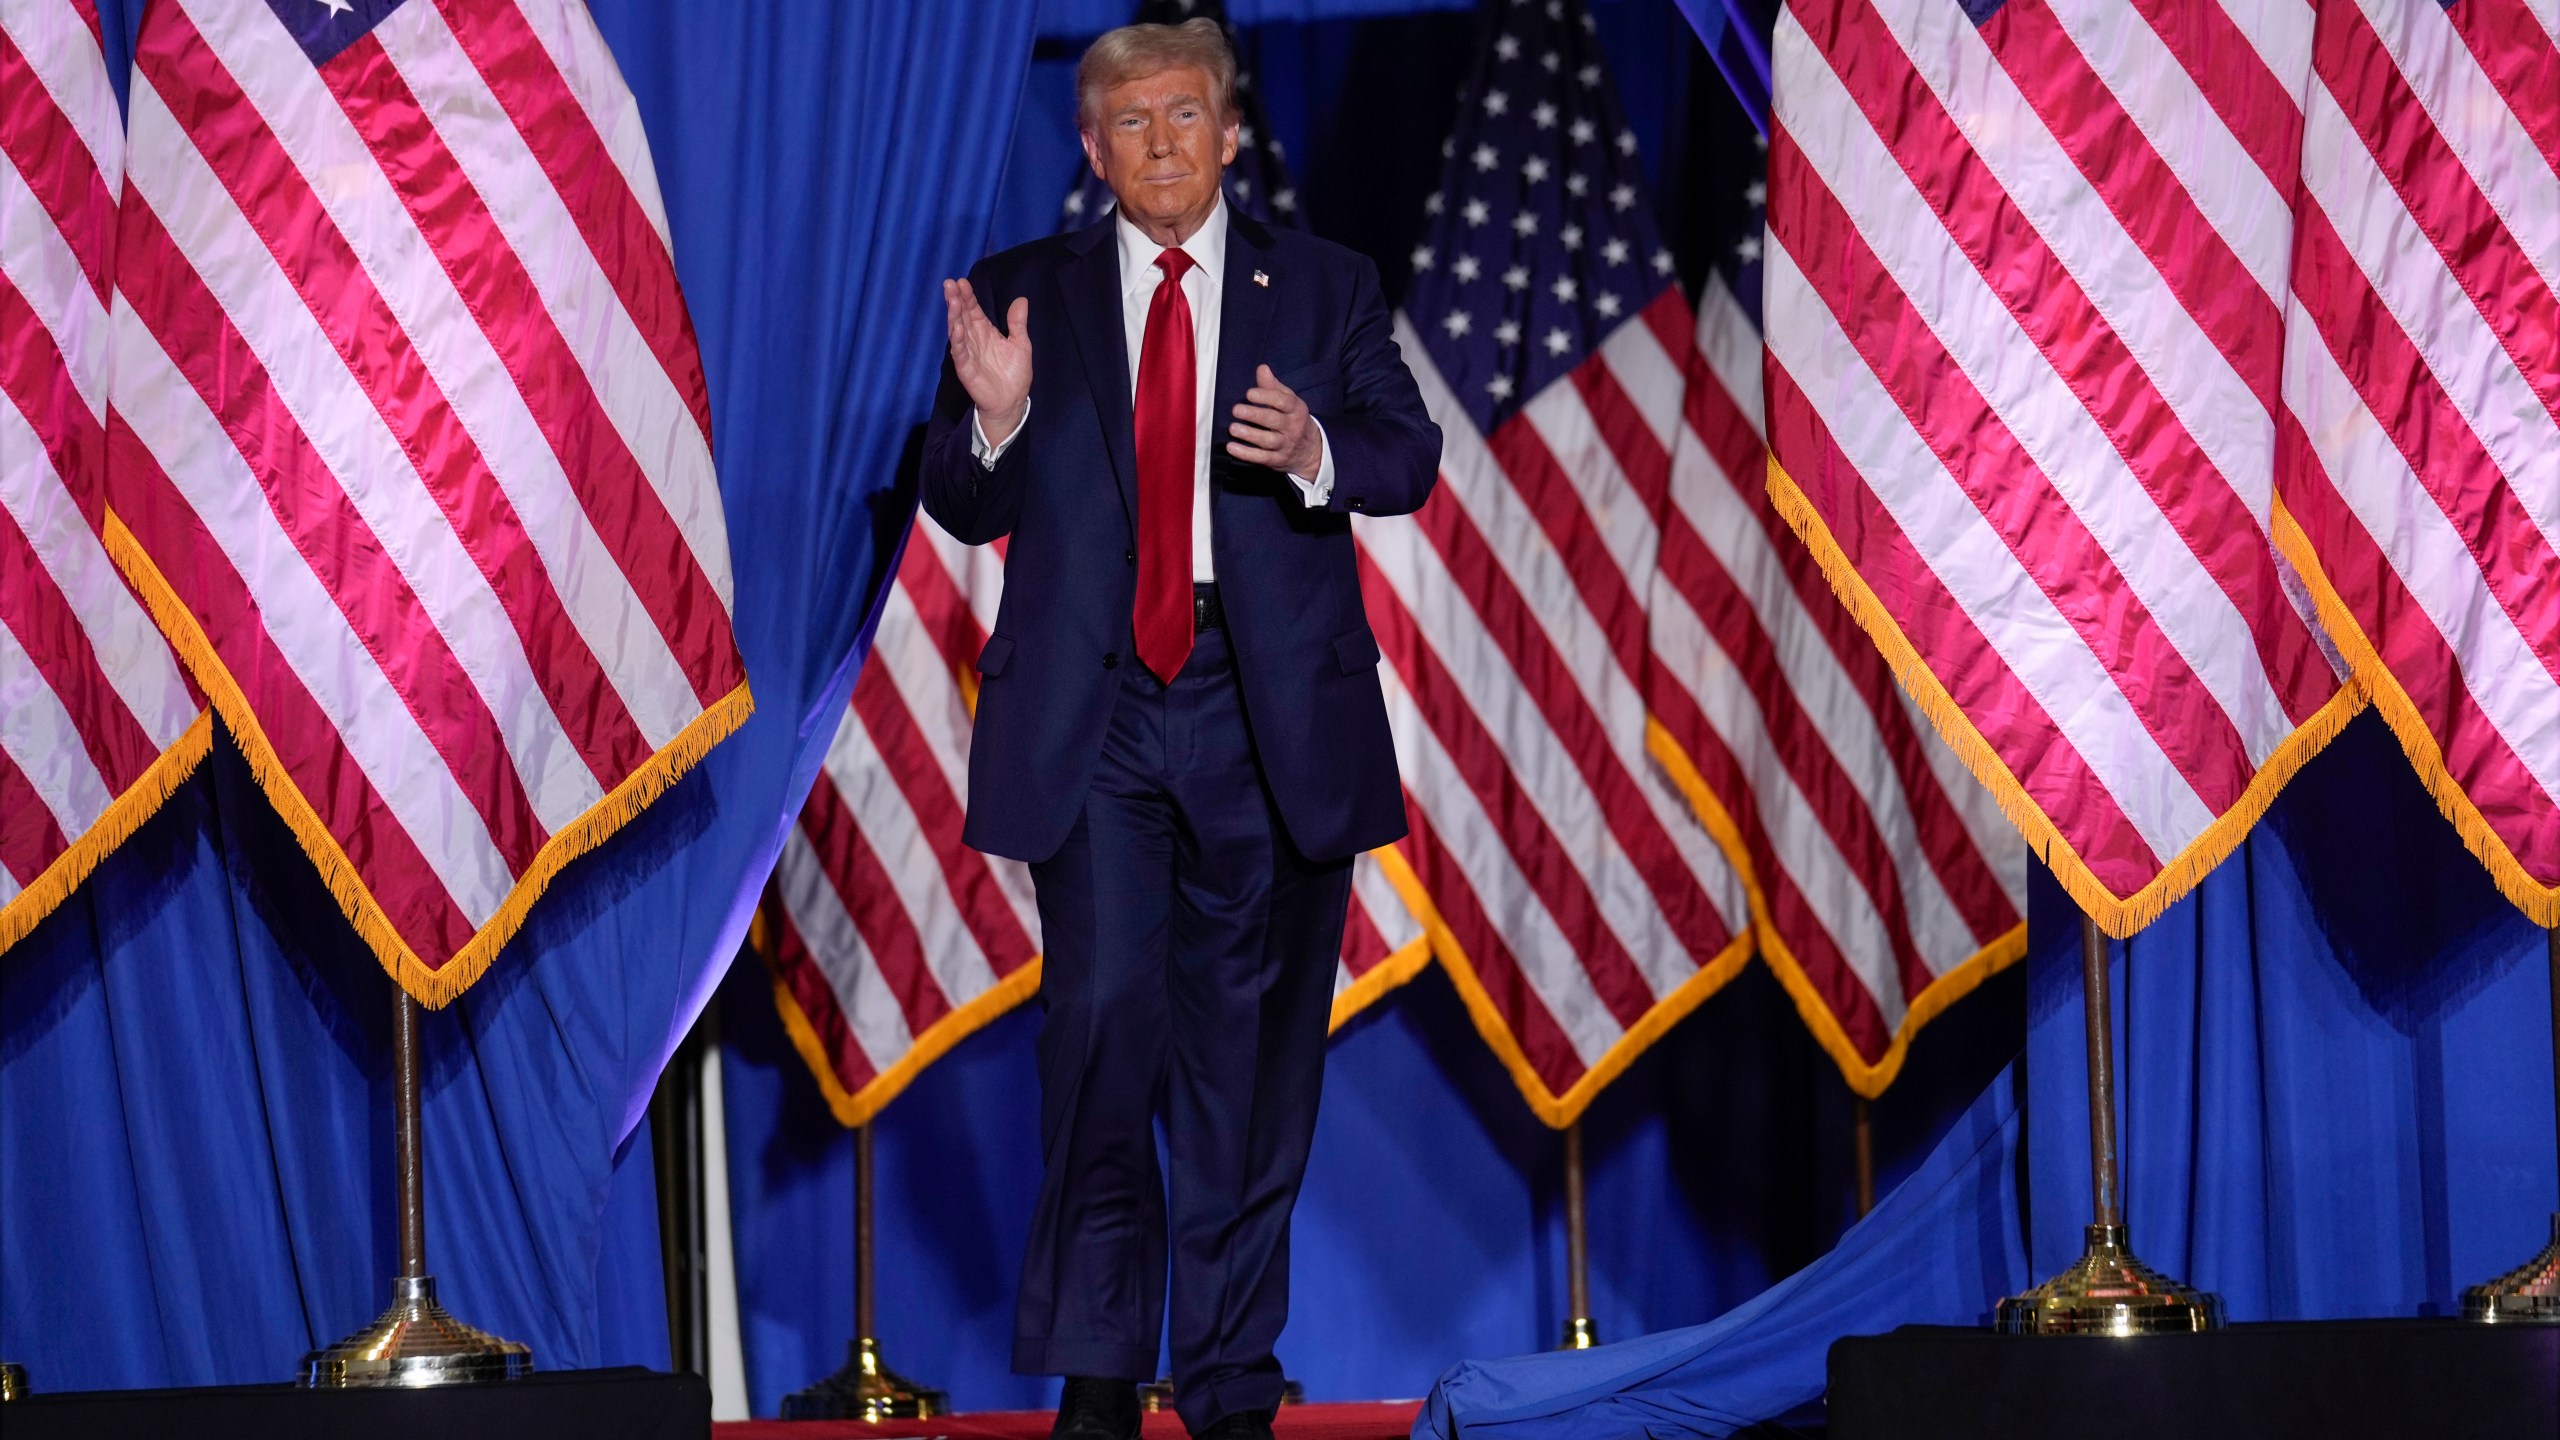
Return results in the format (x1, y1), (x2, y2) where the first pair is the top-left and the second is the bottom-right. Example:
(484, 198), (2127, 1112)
(1052, 1376), (1142, 1440)
(1191, 1409), (1276, 1440)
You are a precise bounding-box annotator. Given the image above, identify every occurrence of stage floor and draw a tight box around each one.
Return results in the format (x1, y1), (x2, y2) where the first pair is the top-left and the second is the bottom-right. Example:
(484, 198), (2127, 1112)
(716, 1402), (1424, 1440)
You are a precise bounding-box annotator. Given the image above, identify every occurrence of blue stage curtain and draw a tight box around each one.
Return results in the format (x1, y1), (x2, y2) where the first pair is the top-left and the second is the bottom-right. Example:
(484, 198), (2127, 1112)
(0, 0), (1036, 1391)
(1413, 711), (2556, 1439)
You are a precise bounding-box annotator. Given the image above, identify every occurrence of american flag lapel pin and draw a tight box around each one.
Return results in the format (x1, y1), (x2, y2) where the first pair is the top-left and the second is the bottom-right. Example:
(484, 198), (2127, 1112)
(1252, 269), (1270, 287)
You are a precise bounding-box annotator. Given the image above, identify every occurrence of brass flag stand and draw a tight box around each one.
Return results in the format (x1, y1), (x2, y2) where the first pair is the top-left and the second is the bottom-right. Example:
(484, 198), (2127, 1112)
(300, 992), (532, 1386)
(782, 1123), (948, 1419)
(2459, 923), (2560, 1323)
(1995, 914), (2221, 1335)
(1559, 1120), (1598, 1350)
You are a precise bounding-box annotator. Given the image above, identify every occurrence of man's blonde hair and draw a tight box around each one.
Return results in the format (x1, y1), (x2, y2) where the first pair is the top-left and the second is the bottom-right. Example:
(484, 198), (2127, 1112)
(1076, 18), (1239, 131)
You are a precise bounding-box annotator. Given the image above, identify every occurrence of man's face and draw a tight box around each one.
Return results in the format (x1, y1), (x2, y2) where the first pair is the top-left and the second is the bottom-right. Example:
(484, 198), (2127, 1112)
(1081, 64), (1239, 239)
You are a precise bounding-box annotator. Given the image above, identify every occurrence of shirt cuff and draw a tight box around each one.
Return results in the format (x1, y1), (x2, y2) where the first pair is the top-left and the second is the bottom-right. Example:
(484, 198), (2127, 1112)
(1287, 420), (1335, 508)
(971, 401), (1028, 469)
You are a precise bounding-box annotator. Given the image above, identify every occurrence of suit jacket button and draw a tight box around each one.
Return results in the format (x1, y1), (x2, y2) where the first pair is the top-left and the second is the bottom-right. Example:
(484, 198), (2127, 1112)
(1346, 495), (1366, 512)
(1124, 549), (1136, 566)
(1102, 651), (1120, 669)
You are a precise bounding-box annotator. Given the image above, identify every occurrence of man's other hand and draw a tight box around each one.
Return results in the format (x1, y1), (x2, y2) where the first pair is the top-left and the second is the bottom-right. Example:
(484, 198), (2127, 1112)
(946, 278), (1032, 446)
(1226, 364), (1323, 479)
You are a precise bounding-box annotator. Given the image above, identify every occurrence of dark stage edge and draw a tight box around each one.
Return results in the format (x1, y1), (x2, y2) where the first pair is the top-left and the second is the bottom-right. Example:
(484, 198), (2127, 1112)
(2, 1365), (707, 1440)
(1827, 1319), (2557, 1439)
(717, 1400), (1423, 1440)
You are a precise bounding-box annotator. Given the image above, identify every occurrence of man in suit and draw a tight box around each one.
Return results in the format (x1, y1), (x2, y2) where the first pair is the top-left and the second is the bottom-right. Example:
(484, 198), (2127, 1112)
(925, 19), (1439, 1440)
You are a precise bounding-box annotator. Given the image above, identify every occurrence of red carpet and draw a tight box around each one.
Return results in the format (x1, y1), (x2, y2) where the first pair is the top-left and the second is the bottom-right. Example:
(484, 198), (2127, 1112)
(717, 1402), (1422, 1440)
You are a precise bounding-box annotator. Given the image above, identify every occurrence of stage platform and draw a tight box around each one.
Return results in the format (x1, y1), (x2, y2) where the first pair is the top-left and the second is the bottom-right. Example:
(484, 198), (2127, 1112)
(2, 1366), (709, 1440)
(716, 1401), (1425, 1440)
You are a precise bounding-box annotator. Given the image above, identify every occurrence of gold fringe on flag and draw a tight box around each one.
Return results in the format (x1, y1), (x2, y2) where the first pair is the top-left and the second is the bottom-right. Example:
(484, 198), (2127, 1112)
(0, 710), (214, 954)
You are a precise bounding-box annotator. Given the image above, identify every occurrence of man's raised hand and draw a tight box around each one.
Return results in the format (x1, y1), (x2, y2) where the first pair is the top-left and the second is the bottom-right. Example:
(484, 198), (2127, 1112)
(945, 278), (1032, 447)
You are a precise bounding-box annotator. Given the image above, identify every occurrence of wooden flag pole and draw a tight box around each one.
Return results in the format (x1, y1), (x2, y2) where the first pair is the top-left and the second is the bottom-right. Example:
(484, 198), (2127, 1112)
(1853, 1099), (1876, 1220)
(2458, 923), (2560, 1323)
(1559, 1120), (1597, 1349)
(782, 1123), (948, 1417)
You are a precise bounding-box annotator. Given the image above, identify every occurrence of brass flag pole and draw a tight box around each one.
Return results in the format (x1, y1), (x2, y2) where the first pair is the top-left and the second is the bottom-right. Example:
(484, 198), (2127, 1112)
(1994, 912), (2220, 1334)
(2459, 922), (2560, 1323)
(300, 991), (532, 1385)
(782, 1123), (948, 1418)
(1559, 1120), (1598, 1349)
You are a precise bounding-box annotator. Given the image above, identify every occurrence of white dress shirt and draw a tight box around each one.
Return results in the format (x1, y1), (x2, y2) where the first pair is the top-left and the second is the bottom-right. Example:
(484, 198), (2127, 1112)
(972, 198), (1334, 581)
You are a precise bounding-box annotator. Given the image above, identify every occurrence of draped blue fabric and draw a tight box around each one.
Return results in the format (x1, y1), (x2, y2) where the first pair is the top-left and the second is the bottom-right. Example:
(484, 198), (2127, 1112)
(0, 0), (1037, 1391)
(1412, 713), (2557, 1439)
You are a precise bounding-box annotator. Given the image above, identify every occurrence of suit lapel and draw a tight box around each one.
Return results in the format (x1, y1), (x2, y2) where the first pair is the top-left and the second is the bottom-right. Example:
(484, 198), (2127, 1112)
(1056, 221), (1138, 528)
(1214, 210), (1278, 472)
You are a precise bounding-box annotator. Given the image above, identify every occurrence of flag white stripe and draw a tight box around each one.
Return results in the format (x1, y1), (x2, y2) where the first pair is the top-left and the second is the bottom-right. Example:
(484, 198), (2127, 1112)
(1649, 585), (1909, 1024)
(2281, 295), (2560, 810)
(0, 611), (111, 836)
(1696, 273), (1765, 442)
(0, 152), (107, 423)
(1375, 660), (1619, 1066)
(0, 397), (195, 748)
(128, 76), (606, 833)
(2211, 0), (2317, 124)
(2053, 0), (2296, 303)
(371, 0), (734, 612)
(1899, 683), (2025, 897)
(177, 0), (705, 753)
(1595, 316), (1685, 460)
(1779, 18), (2298, 771)
(111, 300), (515, 921)
(779, 821), (914, 1073)
(0, 0), (122, 192)
(918, 523), (1004, 639)
(508, 0), (675, 252)
(1520, 383), (1659, 602)
(2354, 0), (2559, 294)
(2301, 83), (2560, 550)
(870, 584), (974, 805)
(1762, 234), (2212, 861)
(1352, 851), (1422, 951)
(823, 709), (1001, 1012)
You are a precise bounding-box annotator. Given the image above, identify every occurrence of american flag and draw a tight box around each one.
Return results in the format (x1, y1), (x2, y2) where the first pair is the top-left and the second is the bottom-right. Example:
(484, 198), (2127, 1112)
(2, 0), (206, 948)
(104, 0), (749, 1003)
(1763, 0), (2359, 940)
(1369, 0), (1758, 1125)
(2275, 0), (2560, 924)
(765, 7), (1429, 1125)
(1061, 0), (1302, 232)
(1643, 95), (2027, 1097)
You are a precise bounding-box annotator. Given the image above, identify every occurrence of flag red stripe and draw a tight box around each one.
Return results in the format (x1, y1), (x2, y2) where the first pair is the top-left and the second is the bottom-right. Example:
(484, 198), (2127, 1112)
(1677, 354), (2017, 943)
(850, 661), (1036, 970)
(2277, 414), (2560, 877)
(117, 195), (552, 873)
(2127, 0), (2305, 199)
(2445, 0), (2560, 175)
(65, 0), (102, 52)
(1643, 671), (1895, 1058)
(1339, 893), (1389, 974)
(773, 904), (882, 1091)
(2315, 5), (2560, 428)
(1805, 4), (2337, 730)
(430, 0), (715, 449)
(1411, 485), (1739, 967)
(1480, 413), (1649, 688)
(0, 275), (104, 532)
(107, 422), (482, 961)
(1769, 123), (2258, 815)
(0, 746), (73, 888)
(1359, 544), (1663, 1030)
(1654, 508), (1935, 1000)
(2290, 207), (2560, 687)
(0, 28), (113, 304)
(797, 774), (955, 1035)
(1763, 357), (2165, 898)
(287, 24), (741, 711)
(895, 538), (988, 686)
(0, 505), (153, 788)
(137, 21), (655, 787)
(1980, 0), (2286, 412)
(1571, 356), (1667, 516)
(1638, 285), (1690, 374)
(1398, 796), (1590, 1093)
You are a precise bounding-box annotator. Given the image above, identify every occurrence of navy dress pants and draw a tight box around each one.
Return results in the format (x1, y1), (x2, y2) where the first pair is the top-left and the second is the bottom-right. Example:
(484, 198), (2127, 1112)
(1011, 618), (1353, 1433)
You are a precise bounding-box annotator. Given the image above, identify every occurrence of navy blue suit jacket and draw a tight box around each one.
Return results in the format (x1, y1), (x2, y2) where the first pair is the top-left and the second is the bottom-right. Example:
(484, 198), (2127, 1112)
(922, 210), (1440, 865)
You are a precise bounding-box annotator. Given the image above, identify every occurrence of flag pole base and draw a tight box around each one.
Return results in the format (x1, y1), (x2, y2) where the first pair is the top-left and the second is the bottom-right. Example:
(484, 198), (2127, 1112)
(1138, 1376), (1305, 1413)
(781, 1337), (948, 1421)
(0, 1362), (27, 1400)
(2461, 1213), (2560, 1324)
(1994, 1225), (2223, 1336)
(298, 1275), (533, 1387)
(1558, 1317), (1599, 1350)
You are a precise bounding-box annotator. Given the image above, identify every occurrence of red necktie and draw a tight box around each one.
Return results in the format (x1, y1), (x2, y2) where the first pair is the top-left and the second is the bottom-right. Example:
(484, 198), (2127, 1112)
(1133, 248), (1197, 684)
